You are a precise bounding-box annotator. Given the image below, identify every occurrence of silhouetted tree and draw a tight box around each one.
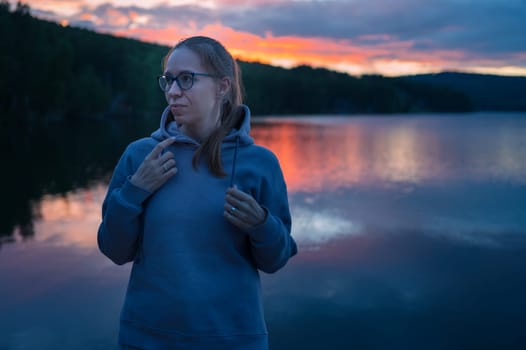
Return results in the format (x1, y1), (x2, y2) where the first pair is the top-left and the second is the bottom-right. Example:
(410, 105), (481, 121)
(9, 6), (526, 123)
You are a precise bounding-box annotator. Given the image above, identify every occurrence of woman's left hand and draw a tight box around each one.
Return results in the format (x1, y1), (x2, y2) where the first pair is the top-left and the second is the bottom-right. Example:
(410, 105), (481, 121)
(224, 186), (267, 231)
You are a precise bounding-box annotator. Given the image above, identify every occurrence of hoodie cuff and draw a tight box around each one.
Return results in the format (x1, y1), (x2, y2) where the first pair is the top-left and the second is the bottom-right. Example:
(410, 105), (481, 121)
(247, 207), (282, 244)
(118, 176), (152, 208)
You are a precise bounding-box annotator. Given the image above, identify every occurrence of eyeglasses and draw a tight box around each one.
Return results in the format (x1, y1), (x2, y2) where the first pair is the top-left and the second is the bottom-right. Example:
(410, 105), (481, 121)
(157, 71), (218, 92)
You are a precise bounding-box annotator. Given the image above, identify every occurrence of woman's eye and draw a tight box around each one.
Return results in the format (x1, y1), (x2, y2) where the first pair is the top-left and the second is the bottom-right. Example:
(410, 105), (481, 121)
(179, 74), (192, 84)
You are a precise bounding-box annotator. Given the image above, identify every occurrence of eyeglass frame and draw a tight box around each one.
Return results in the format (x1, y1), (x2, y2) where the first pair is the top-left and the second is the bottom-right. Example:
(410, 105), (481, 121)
(157, 71), (219, 92)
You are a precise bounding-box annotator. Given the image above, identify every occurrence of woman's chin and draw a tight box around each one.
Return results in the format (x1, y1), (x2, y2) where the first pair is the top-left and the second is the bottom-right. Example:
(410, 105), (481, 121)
(172, 114), (187, 125)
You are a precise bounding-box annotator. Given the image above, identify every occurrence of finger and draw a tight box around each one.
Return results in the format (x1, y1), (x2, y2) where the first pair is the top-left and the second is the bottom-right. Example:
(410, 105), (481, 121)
(226, 189), (258, 213)
(224, 210), (250, 230)
(223, 202), (248, 220)
(161, 166), (178, 179)
(148, 138), (176, 160)
(224, 201), (239, 215)
(226, 190), (258, 211)
(226, 187), (253, 201)
(224, 194), (250, 214)
(159, 151), (175, 163)
(225, 201), (263, 228)
(226, 195), (261, 218)
(162, 159), (176, 170)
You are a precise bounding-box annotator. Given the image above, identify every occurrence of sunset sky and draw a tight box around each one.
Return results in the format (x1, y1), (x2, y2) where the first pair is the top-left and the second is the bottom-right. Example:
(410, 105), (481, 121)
(17, 0), (526, 77)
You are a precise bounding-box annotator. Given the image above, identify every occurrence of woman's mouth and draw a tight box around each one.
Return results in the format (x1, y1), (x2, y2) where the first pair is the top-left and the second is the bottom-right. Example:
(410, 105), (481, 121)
(170, 104), (185, 114)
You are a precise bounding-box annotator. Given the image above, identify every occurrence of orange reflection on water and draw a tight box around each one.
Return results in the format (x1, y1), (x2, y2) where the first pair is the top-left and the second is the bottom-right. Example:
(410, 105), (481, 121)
(251, 119), (367, 192)
(251, 118), (448, 192)
(18, 116), (526, 250)
(29, 184), (107, 250)
(252, 116), (526, 192)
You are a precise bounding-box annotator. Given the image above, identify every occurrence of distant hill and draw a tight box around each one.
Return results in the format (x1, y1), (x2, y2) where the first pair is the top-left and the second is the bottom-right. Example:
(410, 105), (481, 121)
(1, 4), (524, 123)
(238, 63), (473, 115)
(402, 72), (526, 111)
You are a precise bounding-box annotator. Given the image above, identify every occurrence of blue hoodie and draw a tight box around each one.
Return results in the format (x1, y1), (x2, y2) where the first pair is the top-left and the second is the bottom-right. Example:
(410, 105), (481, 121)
(97, 105), (297, 349)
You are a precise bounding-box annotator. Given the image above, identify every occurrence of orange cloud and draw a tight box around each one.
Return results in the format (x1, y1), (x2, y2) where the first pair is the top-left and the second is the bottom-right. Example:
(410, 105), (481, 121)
(213, 0), (285, 5)
(24, 1), (526, 77)
(129, 10), (138, 20)
(114, 23), (387, 74)
(112, 22), (472, 76)
(25, 0), (85, 16)
(103, 6), (130, 27)
(79, 12), (93, 20)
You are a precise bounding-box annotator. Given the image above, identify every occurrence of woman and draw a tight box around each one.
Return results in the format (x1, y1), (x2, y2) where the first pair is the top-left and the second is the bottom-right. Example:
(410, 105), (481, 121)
(97, 36), (297, 349)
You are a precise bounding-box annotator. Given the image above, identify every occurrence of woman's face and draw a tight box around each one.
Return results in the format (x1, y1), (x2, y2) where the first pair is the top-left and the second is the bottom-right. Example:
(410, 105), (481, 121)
(164, 47), (225, 142)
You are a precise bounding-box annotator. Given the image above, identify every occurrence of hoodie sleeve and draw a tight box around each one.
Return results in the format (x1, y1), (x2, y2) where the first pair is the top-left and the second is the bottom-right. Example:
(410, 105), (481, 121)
(247, 154), (297, 273)
(97, 145), (151, 265)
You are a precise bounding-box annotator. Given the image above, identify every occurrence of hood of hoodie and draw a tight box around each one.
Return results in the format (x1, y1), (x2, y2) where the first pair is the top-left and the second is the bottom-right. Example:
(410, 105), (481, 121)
(151, 104), (254, 148)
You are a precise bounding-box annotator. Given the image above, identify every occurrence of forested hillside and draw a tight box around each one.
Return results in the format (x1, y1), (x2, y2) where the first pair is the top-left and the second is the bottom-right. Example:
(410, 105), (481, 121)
(402, 72), (526, 111)
(0, 3), (496, 123)
(239, 63), (472, 115)
(1, 2), (168, 122)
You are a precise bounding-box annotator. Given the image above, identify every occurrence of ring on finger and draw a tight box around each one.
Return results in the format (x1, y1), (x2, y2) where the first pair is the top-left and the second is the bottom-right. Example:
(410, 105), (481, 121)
(230, 206), (237, 214)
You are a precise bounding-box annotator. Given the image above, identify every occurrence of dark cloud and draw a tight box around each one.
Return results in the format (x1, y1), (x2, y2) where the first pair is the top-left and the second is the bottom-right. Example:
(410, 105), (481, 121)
(61, 3), (217, 32)
(217, 0), (526, 55)
(33, 0), (526, 63)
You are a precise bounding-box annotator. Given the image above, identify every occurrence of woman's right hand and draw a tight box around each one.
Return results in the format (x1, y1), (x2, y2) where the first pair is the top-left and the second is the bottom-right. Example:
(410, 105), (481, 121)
(130, 138), (178, 193)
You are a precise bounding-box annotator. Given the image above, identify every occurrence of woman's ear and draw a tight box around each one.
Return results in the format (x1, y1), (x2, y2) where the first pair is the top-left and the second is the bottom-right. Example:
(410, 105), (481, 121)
(217, 77), (231, 98)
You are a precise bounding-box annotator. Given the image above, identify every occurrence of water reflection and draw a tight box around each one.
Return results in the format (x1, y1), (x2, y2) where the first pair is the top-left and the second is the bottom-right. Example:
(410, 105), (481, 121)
(252, 114), (526, 191)
(373, 125), (436, 183)
(291, 204), (361, 245)
(0, 117), (157, 245)
(1, 113), (526, 349)
(251, 118), (366, 191)
(28, 185), (107, 249)
(2, 114), (526, 250)
(262, 231), (526, 349)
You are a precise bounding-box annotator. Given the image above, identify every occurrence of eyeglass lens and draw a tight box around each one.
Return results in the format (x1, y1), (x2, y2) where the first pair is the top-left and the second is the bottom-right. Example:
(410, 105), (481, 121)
(159, 72), (194, 91)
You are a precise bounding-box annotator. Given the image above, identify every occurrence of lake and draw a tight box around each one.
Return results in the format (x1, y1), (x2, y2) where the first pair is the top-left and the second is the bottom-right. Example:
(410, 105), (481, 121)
(1, 112), (526, 349)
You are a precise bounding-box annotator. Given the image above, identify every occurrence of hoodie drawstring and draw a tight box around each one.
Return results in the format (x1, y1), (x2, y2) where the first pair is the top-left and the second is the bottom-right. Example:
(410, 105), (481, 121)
(230, 135), (240, 187)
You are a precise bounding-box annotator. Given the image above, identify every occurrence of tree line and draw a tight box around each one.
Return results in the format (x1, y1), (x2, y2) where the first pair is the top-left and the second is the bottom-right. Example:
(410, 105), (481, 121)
(0, 2), (473, 124)
(405, 72), (526, 112)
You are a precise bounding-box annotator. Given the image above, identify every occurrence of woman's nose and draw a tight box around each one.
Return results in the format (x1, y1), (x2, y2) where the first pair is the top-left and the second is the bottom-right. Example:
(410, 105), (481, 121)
(167, 82), (183, 96)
